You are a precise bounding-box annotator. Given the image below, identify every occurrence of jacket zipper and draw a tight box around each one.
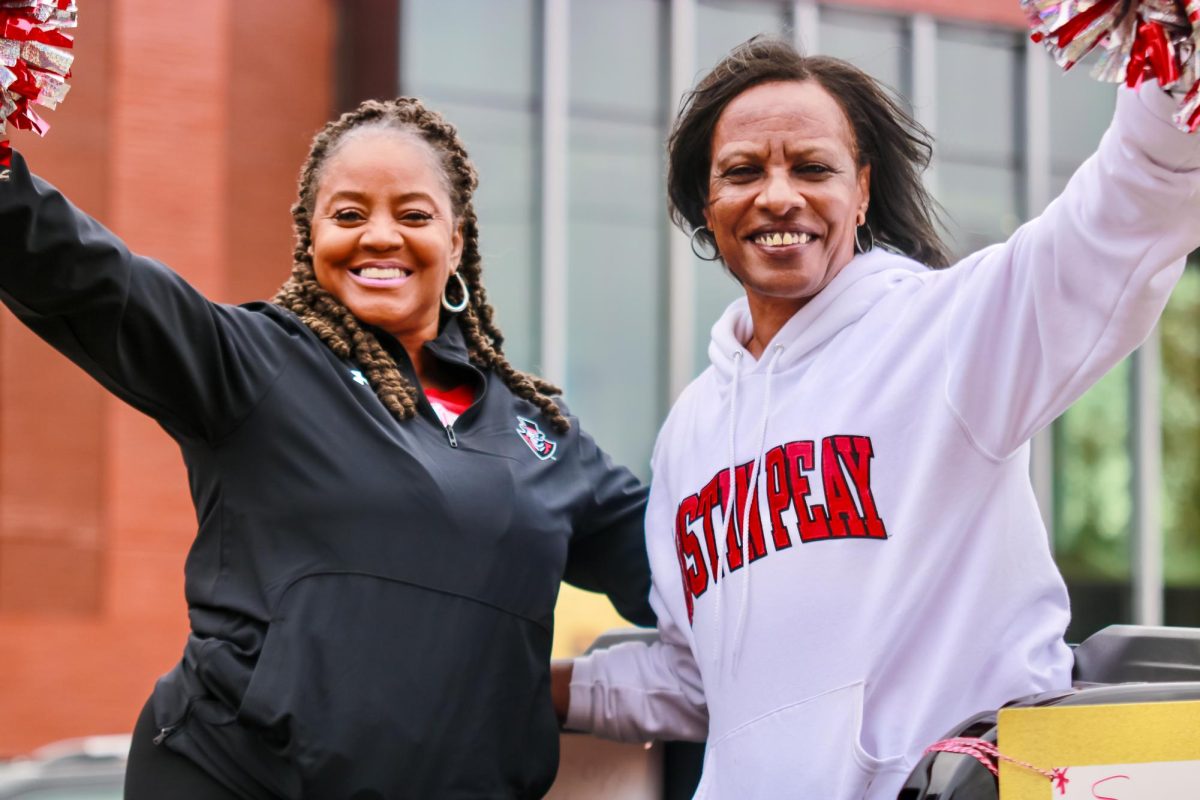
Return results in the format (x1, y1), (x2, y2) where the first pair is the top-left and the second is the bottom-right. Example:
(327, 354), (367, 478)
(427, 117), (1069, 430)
(153, 724), (179, 745)
(445, 424), (458, 448)
(153, 700), (195, 745)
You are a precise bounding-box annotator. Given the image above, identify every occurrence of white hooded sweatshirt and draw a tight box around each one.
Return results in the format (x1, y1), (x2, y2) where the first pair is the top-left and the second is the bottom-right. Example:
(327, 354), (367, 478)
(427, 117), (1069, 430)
(567, 85), (1200, 799)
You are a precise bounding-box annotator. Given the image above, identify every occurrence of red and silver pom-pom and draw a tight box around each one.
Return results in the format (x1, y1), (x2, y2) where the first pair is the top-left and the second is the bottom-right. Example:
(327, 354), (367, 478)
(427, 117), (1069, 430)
(0, 0), (75, 178)
(1023, 0), (1200, 132)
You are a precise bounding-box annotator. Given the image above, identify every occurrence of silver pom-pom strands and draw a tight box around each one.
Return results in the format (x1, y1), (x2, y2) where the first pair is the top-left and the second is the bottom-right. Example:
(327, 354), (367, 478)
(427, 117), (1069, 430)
(0, 0), (76, 179)
(1023, 0), (1200, 132)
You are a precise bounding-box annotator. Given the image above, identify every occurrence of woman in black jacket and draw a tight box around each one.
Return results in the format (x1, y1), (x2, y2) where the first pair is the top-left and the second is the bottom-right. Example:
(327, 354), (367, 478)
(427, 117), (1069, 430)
(0, 97), (654, 799)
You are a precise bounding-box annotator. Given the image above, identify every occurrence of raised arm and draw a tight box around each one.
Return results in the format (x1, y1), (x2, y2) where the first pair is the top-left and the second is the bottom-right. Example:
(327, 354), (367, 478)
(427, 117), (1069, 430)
(940, 85), (1200, 459)
(0, 153), (294, 442)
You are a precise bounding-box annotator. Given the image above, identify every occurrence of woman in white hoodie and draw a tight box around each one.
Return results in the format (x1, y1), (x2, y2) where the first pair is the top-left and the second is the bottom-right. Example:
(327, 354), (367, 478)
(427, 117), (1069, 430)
(553, 36), (1200, 800)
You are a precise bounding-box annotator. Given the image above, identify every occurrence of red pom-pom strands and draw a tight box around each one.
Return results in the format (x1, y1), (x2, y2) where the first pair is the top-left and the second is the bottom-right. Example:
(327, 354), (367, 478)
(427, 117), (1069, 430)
(1023, 1), (1200, 132)
(0, 0), (75, 179)
(1178, 0), (1200, 130)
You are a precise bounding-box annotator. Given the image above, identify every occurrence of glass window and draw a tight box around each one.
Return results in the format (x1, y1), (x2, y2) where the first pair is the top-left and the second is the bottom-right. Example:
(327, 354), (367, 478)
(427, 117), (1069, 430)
(696, 0), (788, 74)
(402, 0), (536, 102)
(818, 8), (910, 99)
(1160, 257), (1200, 626)
(935, 24), (1024, 256)
(400, 0), (541, 370)
(569, 0), (664, 116)
(692, 261), (743, 377)
(566, 0), (668, 480)
(1047, 61), (1116, 196)
(557, 1), (672, 658)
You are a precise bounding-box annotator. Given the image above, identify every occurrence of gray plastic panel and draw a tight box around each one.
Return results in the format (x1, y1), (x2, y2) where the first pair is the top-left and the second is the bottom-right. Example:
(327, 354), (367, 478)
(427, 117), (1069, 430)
(1072, 624), (1200, 683)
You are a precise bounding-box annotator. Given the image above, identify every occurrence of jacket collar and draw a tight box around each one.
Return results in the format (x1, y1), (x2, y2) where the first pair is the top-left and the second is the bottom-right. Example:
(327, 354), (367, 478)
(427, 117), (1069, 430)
(366, 316), (474, 373)
(422, 316), (473, 366)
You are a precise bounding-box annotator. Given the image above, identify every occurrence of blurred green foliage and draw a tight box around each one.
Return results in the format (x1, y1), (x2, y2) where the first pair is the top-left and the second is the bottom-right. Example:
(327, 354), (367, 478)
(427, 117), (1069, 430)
(1054, 359), (1132, 582)
(1160, 256), (1200, 586)
(1054, 255), (1200, 587)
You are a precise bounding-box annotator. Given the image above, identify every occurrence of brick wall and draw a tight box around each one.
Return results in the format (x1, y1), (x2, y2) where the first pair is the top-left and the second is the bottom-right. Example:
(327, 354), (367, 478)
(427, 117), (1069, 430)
(834, 0), (1026, 27)
(0, 0), (332, 755)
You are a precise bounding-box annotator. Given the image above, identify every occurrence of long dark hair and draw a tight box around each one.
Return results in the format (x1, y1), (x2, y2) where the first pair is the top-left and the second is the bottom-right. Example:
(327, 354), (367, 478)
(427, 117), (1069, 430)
(272, 98), (569, 432)
(669, 36), (950, 268)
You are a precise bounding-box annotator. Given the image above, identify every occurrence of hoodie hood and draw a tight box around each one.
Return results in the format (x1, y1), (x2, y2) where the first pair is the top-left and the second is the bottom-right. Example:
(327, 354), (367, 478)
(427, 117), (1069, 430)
(708, 247), (929, 383)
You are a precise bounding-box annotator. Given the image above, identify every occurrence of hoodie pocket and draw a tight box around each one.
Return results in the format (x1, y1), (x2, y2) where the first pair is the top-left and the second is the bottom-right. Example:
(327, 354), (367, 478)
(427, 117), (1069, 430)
(695, 681), (901, 799)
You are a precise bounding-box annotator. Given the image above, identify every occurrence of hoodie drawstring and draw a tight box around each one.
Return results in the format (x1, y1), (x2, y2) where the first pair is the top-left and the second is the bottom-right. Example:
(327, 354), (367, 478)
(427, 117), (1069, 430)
(710, 350), (743, 671)
(731, 343), (783, 674)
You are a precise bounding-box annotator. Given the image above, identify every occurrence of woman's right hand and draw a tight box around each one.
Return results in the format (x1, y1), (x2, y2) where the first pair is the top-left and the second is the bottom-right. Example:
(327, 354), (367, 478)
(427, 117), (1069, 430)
(550, 659), (573, 727)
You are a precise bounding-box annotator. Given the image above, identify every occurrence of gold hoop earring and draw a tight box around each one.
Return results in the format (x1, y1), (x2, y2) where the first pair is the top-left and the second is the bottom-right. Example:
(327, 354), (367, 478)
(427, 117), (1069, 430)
(441, 272), (470, 313)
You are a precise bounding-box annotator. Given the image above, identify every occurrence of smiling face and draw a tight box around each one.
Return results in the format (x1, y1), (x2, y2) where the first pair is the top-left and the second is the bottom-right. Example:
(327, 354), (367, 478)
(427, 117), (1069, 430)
(310, 128), (463, 347)
(704, 79), (870, 326)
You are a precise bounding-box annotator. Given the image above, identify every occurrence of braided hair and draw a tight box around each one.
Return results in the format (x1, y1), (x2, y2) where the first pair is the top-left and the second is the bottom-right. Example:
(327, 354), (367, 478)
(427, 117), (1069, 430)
(273, 98), (569, 432)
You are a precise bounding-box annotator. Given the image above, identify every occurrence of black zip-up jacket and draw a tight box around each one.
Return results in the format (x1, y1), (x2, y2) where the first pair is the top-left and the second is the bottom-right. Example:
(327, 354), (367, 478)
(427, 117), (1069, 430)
(0, 154), (654, 799)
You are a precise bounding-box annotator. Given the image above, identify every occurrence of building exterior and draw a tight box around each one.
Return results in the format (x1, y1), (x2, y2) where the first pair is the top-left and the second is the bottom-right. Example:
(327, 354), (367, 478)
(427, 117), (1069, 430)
(0, 0), (1195, 756)
(381, 0), (1199, 650)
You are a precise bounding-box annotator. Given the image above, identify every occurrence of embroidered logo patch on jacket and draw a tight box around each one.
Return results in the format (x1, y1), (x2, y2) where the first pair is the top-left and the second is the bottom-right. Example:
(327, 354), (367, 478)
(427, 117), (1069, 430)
(516, 416), (556, 461)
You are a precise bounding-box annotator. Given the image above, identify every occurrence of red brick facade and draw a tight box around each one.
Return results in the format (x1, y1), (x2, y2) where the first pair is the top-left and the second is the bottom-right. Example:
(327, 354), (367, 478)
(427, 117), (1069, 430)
(843, 0), (1025, 26)
(0, 0), (332, 755)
